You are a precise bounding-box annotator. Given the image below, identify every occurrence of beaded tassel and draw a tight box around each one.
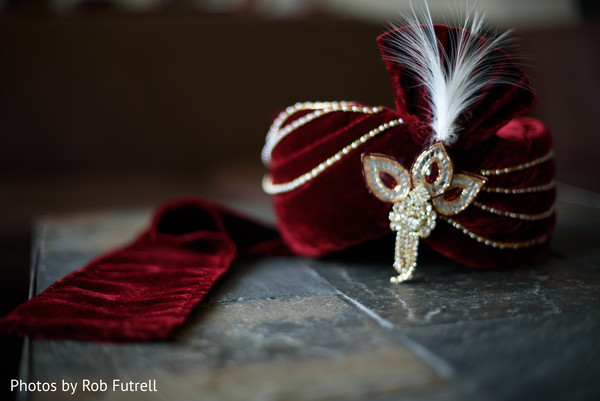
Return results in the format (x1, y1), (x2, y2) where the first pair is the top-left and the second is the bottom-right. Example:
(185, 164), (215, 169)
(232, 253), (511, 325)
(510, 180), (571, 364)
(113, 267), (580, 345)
(389, 185), (436, 283)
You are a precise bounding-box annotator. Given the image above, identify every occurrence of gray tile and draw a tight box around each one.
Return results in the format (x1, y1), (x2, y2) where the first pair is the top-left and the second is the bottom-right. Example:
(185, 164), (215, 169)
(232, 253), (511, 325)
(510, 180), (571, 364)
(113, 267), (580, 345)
(203, 258), (335, 304)
(308, 255), (600, 327)
(402, 311), (600, 401)
(34, 251), (99, 293)
(29, 295), (448, 401)
(34, 209), (150, 293)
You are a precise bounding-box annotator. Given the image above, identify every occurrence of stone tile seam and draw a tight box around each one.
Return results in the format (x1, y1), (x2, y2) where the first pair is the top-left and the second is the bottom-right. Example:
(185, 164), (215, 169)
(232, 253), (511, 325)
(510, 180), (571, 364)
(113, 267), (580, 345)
(336, 290), (457, 380)
(331, 291), (500, 401)
(302, 263), (458, 382)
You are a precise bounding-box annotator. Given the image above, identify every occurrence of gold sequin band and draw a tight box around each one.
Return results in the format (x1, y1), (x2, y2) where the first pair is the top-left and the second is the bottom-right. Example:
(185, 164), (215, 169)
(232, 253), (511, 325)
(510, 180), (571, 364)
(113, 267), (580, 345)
(263, 118), (404, 195)
(442, 217), (550, 249)
(472, 202), (555, 221)
(262, 101), (384, 166)
(479, 150), (554, 176)
(482, 181), (555, 194)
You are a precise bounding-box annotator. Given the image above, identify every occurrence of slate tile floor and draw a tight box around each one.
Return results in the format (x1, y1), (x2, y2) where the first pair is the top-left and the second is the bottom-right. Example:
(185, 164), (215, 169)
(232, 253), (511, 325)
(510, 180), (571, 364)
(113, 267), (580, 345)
(18, 195), (600, 401)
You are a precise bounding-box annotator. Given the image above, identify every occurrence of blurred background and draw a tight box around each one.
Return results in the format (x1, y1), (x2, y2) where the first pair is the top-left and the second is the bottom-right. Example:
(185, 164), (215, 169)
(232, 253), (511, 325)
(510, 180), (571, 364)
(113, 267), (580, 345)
(0, 0), (599, 391)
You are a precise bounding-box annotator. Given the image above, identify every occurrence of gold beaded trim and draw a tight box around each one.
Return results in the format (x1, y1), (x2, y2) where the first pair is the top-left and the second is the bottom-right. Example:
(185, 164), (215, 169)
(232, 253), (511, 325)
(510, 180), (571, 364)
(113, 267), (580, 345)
(262, 101), (384, 166)
(262, 118), (404, 195)
(442, 217), (550, 249)
(472, 202), (555, 221)
(482, 181), (555, 194)
(479, 151), (554, 176)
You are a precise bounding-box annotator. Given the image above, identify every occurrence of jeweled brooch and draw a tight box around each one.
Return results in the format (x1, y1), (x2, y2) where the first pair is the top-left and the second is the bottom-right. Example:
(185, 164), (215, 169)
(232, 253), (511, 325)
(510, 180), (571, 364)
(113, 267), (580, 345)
(362, 143), (486, 282)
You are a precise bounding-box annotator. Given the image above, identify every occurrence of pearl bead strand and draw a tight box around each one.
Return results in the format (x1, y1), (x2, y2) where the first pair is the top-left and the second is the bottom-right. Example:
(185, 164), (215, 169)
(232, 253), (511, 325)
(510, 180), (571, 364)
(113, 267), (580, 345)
(442, 217), (550, 249)
(263, 118), (403, 195)
(479, 151), (554, 176)
(262, 101), (384, 166)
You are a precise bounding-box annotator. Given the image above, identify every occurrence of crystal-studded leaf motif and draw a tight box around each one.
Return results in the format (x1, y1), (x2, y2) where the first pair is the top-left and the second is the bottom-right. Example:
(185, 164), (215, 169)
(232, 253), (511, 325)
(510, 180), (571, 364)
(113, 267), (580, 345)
(361, 144), (484, 283)
(432, 173), (487, 216)
(411, 142), (453, 197)
(362, 154), (411, 203)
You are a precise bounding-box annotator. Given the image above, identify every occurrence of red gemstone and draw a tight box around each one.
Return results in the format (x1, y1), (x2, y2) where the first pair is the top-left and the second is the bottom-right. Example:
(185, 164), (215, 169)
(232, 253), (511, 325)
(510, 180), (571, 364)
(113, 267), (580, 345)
(444, 187), (463, 201)
(425, 163), (439, 183)
(379, 171), (398, 189)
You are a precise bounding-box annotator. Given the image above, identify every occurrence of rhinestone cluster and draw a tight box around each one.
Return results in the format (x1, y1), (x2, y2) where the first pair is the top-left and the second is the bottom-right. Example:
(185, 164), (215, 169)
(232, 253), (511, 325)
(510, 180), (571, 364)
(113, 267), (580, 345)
(389, 186), (437, 283)
(363, 143), (486, 283)
(363, 154), (411, 203)
(411, 143), (453, 194)
(432, 174), (486, 216)
(389, 186), (436, 236)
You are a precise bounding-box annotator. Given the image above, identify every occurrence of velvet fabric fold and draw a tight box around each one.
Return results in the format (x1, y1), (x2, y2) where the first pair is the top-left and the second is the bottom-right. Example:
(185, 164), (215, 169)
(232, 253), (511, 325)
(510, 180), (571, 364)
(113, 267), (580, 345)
(0, 198), (287, 342)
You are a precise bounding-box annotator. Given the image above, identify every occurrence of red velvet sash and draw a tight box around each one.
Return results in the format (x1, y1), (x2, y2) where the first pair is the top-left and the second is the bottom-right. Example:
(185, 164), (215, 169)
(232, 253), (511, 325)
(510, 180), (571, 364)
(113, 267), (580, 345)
(0, 198), (287, 342)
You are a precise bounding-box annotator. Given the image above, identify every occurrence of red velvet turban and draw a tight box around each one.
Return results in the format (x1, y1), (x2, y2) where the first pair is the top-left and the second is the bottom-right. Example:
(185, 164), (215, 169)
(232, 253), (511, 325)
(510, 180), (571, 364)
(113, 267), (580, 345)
(262, 25), (555, 272)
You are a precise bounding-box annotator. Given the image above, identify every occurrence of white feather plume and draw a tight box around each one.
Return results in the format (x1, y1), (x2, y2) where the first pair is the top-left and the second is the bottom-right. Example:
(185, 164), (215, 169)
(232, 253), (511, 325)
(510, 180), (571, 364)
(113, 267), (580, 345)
(382, 3), (520, 145)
